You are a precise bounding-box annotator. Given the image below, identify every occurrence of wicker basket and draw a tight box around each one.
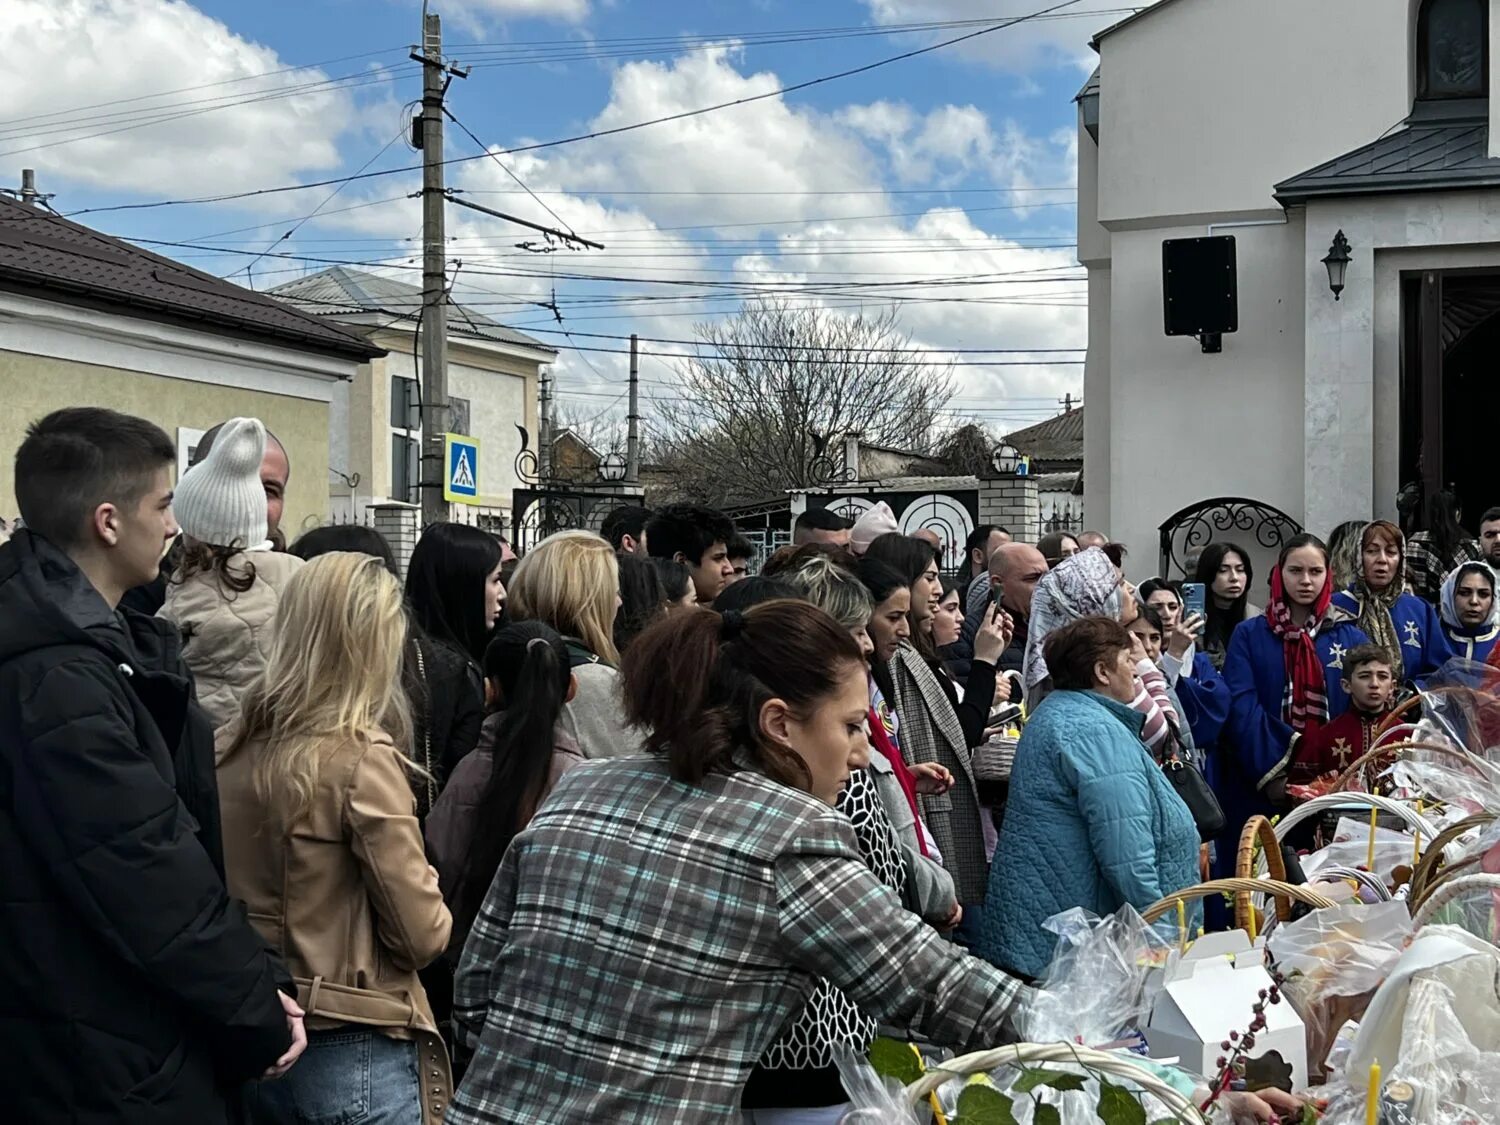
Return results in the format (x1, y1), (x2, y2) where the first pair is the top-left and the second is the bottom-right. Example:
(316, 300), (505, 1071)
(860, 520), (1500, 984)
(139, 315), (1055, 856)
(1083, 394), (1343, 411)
(970, 734), (1019, 782)
(1142, 879), (1337, 932)
(1329, 739), (1483, 794)
(1407, 813), (1498, 911)
(1412, 872), (1500, 929)
(901, 1042), (1207, 1123)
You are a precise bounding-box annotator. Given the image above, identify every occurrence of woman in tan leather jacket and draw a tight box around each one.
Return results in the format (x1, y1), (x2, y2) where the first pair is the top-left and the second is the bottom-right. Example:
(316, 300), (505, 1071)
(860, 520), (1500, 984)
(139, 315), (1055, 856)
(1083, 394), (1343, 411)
(217, 552), (454, 1125)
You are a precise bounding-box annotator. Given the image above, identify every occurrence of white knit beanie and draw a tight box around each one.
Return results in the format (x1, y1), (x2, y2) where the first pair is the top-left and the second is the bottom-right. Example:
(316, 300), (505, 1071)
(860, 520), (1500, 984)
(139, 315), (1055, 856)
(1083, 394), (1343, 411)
(174, 417), (269, 548)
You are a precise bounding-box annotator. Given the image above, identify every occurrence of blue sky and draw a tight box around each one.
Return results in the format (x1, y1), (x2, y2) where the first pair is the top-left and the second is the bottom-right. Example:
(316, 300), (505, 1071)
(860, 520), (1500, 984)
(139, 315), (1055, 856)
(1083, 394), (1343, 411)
(5, 0), (1137, 432)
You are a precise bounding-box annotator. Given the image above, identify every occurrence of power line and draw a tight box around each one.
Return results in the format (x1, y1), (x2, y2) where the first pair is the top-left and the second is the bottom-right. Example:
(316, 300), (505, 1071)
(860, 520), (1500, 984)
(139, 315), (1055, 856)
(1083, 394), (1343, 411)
(0, 46), (408, 127)
(58, 0), (1084, 219)
(442, 107), (580, 238)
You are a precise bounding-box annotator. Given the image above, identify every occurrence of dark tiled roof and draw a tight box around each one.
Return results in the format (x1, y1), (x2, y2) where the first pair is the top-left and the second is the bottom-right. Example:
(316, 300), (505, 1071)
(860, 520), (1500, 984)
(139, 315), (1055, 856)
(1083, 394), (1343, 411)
(1005, 407), (1084, 462)
(268, 265), (556, 352)
(1276, 114), (1500, 203)
(0, 195), (382, 360)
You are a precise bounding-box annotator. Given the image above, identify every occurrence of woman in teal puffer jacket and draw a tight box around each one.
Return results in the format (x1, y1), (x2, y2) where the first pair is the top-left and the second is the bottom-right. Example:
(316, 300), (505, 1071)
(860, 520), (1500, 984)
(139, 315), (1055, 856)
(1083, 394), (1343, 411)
(978, 616), (1199, 978)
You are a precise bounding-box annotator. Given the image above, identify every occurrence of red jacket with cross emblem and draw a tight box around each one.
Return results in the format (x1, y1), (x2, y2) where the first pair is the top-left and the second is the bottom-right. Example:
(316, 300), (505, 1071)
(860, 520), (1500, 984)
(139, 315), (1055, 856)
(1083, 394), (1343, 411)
(1290, 708), (1384, 785)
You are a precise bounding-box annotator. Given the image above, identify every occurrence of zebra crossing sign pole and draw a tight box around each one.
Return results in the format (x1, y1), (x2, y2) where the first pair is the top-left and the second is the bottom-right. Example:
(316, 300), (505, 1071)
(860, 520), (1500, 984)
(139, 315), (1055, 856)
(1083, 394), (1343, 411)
(443, 433), (480, 505)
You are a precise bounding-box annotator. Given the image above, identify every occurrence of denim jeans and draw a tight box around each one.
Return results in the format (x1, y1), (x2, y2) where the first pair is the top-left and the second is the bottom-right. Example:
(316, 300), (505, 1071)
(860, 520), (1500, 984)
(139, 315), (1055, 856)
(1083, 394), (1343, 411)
(242, 1029), (421, 1125)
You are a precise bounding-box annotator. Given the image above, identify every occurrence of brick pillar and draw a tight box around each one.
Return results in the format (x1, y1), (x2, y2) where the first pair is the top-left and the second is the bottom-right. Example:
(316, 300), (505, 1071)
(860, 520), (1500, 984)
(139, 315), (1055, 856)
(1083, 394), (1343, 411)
(978, 476), (1039, 544)
(369, 502), (420, 577)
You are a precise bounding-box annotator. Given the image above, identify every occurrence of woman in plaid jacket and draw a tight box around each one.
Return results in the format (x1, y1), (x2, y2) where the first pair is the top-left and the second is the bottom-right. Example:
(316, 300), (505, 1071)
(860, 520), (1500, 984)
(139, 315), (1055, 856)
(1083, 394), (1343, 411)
(449, 601), (1033, 1124)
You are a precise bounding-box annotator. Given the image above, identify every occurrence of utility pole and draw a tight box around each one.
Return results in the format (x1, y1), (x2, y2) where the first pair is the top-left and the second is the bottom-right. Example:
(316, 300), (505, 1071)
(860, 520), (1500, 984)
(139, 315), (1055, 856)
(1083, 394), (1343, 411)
(2, 169), (54, 209)
(538, 365), (553, 484)
(626, 333), (641, 483)
(413, 11), (465, 528)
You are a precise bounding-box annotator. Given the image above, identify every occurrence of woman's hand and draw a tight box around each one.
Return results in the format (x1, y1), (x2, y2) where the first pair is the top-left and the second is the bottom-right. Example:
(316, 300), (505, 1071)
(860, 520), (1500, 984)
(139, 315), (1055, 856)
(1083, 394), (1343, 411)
(1166, 614), (1204, 660)
(935, 902), (963, 932)
(1128, 629), (1149, 665)
(262, 990), (307, 1080)
(993, 674), (1012, 704)
(1221, 1087), (1310, 1123)
(910, 761), (954, 794)
(973, 603), (1013, 667)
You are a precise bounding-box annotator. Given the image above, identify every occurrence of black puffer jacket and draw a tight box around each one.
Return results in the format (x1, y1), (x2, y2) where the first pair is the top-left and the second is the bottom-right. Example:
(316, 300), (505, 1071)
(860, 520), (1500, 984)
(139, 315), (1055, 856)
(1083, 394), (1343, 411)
(0, 531), (293, 1124)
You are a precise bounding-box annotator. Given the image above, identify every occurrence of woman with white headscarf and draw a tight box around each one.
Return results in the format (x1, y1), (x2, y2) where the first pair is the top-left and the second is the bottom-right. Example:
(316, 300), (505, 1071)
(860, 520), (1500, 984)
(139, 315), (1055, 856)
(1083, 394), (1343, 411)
(1439, 561), (1500, 663)
(1021, 548), (1180, 756)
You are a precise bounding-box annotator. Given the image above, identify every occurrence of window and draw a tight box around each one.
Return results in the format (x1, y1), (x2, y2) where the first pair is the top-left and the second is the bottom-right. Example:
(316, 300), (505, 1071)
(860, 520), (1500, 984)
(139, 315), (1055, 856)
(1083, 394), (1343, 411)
(176, 426), (206, 480)
(390, 376), (419, 502)
(1418, 0), (1487, 100)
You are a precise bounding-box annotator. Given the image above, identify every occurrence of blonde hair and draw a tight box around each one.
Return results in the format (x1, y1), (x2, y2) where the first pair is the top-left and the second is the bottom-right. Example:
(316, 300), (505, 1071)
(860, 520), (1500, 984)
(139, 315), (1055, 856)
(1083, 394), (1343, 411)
(221, 551), (414, 824)
(509, 530), (621, 666)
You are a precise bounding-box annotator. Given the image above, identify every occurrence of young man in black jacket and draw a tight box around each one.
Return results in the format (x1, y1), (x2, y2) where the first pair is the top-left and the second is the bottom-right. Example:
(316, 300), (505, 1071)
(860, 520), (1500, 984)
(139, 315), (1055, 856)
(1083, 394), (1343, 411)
(0, 408), (304, 1123)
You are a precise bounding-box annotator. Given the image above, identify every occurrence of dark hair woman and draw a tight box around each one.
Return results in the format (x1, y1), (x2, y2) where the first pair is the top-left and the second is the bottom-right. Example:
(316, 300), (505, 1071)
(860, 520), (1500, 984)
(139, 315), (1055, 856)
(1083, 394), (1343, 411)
(614, 552), (667, 655)
(1194, 542), (1257, 671)
(449, 602), (1033, 1124)
(289, 524), (399, 576)
(1330, 520), (1452, 685)
(1406, 490), (1482, 605)
(1036, 530), (1080, 568)
(1217, 534), (1371, 872)
(427, 622), (581, 961)
(859, 536), (1010, 945)
(979, 616), (1199, 977)
(1440, 561), (1500, 663)
(652, 556), (696, 610)
(404, 523), (505, 787)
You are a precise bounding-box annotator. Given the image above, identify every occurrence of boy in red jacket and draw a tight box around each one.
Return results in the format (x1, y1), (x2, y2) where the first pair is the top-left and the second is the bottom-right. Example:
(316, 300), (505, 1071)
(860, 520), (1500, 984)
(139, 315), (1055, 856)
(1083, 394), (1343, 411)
(1290, 645), (1396, 787)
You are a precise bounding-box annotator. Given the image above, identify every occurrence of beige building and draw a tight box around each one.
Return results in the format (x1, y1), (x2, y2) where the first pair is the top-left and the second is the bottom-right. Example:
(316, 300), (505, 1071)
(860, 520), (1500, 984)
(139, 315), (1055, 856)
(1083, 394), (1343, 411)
(1078, 0), (1500, 570)
(0, 194), (383, 532)
(269, 267), (554, 529)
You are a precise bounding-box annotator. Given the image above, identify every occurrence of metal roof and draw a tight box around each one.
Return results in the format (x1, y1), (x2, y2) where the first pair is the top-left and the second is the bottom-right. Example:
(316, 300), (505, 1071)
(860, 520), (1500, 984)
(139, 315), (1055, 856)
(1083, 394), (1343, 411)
(1276, 113), (1500, 203)
(1005, 406), (1085, 463)
(0, 196), (382, 361)
(1090, 0), (1187, 49)
(268, 265), (556, 353)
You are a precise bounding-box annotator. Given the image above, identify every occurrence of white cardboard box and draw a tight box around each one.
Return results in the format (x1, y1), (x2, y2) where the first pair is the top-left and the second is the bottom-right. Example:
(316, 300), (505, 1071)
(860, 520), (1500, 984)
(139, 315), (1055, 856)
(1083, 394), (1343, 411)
(1145, 931), (1308, 1091)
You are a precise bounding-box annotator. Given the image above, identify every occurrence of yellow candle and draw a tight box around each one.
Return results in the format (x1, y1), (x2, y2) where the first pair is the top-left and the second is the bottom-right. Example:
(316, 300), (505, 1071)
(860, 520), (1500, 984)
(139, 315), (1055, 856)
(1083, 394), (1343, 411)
(1367, 806), (1379, 873)
(1412, 800), (1424, 870)
(1247, 900), (1258, 944)
(1366, 1060), (1381, 1125)
(1177, 898), (1188, 953)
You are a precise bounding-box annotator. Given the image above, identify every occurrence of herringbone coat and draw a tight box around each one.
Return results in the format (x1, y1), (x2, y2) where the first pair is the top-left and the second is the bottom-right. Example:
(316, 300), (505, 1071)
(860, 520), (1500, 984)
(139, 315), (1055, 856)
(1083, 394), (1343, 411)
(888, 644), (990, 905)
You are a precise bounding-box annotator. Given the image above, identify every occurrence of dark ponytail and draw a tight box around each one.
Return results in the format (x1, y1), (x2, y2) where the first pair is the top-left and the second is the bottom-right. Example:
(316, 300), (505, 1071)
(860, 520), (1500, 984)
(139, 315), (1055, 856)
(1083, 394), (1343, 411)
(620, 600), (863, 793)
(453, 621), (572, 940)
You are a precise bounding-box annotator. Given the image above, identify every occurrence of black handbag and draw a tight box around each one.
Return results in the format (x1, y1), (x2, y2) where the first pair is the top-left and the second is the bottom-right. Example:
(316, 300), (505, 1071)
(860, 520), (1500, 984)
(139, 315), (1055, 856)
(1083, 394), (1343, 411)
(1162, 743), (1226, 842)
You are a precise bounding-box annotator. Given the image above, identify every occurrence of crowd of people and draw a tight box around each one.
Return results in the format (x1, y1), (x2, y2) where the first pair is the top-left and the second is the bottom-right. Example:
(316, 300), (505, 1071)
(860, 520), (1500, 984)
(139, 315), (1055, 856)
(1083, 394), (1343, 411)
(15, 406), (1495, 1122)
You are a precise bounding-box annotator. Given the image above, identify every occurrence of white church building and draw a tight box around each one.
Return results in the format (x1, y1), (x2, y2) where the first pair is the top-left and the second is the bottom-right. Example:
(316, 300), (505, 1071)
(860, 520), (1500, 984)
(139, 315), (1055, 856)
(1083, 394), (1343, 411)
(1079, 0), (1499, 572)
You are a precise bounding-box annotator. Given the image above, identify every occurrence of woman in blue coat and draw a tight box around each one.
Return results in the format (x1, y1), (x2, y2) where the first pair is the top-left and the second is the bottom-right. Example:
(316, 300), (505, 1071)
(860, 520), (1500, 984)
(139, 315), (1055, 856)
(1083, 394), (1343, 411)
(1331, 520), (1452, 686)
(1215, 534), (1370, 875)
(1439, 561), (1500, 663)
(980, 617), (1199, 979)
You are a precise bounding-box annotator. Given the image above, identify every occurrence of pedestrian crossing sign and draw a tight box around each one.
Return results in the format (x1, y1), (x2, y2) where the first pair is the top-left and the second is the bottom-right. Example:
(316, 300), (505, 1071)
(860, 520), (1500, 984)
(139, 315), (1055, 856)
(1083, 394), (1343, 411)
(443, 433), (480, 504)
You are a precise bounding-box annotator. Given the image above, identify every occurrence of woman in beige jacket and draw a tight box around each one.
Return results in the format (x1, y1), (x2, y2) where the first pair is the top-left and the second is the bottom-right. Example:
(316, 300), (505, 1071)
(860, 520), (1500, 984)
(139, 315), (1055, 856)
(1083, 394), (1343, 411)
(217, 552), (453, 1125)
(159, 417), (303, 731)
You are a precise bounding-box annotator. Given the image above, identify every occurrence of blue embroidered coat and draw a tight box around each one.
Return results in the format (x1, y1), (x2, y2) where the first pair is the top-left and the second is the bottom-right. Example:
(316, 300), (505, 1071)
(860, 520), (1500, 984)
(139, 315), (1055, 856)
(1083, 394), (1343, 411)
(1442, 622), (1500, 664)
(1330, 589), (1453, 684)
(1210, 613), (1371, 875)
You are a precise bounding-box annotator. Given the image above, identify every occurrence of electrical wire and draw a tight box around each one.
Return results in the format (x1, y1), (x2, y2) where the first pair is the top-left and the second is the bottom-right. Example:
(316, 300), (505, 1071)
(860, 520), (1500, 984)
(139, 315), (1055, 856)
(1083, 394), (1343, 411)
(57, 0), (1085, 219)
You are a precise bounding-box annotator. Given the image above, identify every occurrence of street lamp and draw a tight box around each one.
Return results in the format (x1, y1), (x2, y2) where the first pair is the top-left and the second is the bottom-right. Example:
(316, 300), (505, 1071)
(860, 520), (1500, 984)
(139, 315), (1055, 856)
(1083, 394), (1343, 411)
(991, 441), (1022, 476)
(598, 451), (627, 482)
(1322, 230), (1352, 301)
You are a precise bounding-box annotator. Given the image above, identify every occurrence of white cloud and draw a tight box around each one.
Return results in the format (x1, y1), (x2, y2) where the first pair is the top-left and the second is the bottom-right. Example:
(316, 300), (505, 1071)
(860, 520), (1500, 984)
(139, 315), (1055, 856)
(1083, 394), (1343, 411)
(861, 0), (1123, 73)
(450, 0), (590, 20)
(0, 0), (385, 197)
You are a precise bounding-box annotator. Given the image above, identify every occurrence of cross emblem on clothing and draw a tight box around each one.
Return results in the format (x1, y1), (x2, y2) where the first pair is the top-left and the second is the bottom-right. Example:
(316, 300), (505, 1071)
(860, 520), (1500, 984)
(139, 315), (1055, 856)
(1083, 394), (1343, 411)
(1403, 620), (1422, 649)
(1327, 642), (1347, 670)
(1331, 737), (1354, 768)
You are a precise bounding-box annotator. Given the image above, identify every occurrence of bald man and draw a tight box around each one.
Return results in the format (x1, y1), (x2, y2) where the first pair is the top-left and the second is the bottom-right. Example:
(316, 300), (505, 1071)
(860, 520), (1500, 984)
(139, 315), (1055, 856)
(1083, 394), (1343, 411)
(962, 542), (1049, 675)
(1077, 530), (1109, 551)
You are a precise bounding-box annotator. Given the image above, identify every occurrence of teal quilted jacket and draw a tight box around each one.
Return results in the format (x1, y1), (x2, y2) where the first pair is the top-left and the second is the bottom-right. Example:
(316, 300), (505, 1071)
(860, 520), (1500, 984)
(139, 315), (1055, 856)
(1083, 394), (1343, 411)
(978, 689), (1199, 978)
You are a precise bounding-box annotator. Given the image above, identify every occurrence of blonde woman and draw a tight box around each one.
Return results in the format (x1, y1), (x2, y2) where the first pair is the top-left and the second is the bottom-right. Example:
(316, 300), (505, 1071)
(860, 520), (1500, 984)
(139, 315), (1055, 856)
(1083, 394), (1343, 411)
(217, 552), (453, 1124)
(508, 530), (641, 759)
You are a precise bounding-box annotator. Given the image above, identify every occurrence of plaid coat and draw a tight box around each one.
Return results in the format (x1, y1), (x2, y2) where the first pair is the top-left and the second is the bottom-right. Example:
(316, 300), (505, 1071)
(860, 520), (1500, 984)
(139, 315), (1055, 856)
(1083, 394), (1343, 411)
(888, 644), (991, 905)
(449, 756), (1026, 1124)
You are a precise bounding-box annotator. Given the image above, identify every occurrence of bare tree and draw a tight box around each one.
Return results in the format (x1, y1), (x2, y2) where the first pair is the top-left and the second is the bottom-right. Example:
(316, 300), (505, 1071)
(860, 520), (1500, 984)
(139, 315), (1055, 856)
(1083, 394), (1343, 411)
(655, 300), (955, 505)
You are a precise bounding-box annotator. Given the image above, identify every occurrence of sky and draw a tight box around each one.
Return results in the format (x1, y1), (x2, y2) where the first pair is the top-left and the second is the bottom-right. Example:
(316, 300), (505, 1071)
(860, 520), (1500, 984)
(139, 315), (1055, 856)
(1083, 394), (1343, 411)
(3, 0), (1137, 439)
